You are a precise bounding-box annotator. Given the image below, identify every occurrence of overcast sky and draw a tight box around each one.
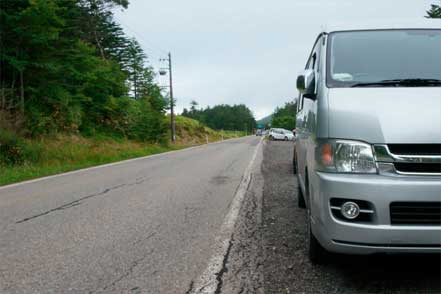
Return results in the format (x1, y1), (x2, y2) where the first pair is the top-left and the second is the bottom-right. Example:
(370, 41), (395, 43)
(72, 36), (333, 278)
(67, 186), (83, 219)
(115, 0), (437, 119)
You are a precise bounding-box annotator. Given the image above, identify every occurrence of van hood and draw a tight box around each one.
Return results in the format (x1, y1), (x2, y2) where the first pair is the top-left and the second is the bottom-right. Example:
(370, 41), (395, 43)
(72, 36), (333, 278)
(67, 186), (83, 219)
(328, 88), (441, 144)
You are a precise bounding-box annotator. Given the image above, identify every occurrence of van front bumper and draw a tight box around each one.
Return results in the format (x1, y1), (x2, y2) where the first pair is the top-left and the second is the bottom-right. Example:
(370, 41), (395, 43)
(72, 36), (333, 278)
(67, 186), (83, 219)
(311, 172), (441, 254)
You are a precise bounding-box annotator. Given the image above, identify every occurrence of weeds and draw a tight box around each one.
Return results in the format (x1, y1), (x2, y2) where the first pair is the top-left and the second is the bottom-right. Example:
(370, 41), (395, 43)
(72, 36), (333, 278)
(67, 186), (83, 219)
(0, 116), (246, 186)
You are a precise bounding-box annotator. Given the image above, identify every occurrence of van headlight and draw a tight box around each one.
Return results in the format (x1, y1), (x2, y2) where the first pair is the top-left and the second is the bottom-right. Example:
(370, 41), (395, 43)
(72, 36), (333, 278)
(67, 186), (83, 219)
(316, 140), (377, 174)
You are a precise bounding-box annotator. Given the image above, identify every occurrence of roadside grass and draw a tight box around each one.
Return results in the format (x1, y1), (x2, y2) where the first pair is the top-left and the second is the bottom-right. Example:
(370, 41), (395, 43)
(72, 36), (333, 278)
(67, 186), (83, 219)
(0, 135), (184, 186)
(0, 116), (246, 186)
(174, 116), (246, 145)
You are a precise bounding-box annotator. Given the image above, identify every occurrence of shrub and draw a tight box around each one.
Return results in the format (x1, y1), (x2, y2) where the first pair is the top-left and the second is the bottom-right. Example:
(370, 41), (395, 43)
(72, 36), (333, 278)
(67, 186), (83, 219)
(0, 130), (42, 166)
(126, 98), (168, 142)
(0, 130), (26, 165)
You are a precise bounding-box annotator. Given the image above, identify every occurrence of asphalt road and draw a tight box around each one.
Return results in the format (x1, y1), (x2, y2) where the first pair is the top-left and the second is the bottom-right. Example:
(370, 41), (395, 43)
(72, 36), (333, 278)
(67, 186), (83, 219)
(0, 136), (261, 294)
(1, 137), (440, 294)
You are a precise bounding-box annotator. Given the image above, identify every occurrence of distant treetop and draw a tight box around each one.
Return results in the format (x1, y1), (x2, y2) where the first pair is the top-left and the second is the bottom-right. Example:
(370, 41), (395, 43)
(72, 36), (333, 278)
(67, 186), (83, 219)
(426, 4), (441, 18)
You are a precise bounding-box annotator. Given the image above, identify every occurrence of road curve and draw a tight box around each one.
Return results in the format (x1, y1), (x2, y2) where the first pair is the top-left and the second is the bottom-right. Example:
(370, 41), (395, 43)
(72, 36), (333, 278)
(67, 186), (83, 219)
(0, 136), (261, 294)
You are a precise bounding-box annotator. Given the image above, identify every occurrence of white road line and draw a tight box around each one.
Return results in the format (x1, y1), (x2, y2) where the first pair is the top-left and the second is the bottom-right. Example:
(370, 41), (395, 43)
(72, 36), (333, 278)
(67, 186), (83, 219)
(190, 138), (262, 294)
(0, 136), (252, 191)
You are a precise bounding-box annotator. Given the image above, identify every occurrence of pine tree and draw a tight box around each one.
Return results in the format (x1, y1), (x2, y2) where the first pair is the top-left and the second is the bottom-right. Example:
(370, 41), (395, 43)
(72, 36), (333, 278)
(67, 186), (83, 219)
(125, 39), (146, 99)
(76, 0), (130, 59)
(426, 4), (441, 18)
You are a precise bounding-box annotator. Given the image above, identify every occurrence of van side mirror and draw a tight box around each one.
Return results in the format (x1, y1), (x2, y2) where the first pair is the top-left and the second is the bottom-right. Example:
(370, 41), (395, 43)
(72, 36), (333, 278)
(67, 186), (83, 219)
(296, 70), (316, 100)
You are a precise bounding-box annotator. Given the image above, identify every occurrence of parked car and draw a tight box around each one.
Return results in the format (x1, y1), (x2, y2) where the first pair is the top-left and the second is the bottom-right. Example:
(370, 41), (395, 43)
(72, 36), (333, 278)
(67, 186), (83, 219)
(283, 130), (295, 141)
(269, 128), (295, 141)
(293, 21), (441, 264)
(256, 129), (265, 136)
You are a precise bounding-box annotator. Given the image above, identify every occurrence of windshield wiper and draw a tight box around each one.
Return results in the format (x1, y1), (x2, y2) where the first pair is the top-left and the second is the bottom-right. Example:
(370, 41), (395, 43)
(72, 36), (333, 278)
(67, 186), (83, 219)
(351, 79), (441, 87)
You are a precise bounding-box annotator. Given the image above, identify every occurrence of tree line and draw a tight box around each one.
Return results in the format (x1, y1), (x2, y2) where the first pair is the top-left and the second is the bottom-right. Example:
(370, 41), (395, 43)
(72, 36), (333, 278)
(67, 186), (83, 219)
(0, 0), (166, 141)
(182, 101), (256, 132)
(270, 101), (296, 131)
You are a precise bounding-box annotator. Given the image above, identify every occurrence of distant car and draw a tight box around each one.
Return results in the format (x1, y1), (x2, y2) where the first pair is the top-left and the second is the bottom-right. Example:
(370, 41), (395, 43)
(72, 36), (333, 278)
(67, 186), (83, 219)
(269, 128), (294, 141)
(256, 129), (268, 136)
(282, 130), (295, 141)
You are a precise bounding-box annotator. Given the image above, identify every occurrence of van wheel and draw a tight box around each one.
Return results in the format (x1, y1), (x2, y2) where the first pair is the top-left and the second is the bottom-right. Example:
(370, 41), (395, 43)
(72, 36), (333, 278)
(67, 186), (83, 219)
(307, 227), (328, 264)
(269, 136), (274, 141)
(297, 185), (306, 208)
(306, 205), (328, 264)
(284, 136), (288, 141)
(292, 156), (297, 174)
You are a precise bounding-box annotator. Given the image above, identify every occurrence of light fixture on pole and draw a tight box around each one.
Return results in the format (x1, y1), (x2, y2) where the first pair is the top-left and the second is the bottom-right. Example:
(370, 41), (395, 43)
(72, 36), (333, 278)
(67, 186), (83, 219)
(159, 53), (176, 143)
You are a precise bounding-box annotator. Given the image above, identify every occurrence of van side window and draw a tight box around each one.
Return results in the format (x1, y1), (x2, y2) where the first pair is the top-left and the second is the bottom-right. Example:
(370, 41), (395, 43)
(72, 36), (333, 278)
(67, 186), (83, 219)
(311, 53), (317, 70)
(299, 36), (322, 112)
(315, 40), (322, 73)
(311, 39), (322, 73)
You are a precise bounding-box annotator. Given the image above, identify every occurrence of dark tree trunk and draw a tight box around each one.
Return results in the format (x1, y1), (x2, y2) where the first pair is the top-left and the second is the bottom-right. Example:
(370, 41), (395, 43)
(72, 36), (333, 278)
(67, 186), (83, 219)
(19, 69), (24, 115)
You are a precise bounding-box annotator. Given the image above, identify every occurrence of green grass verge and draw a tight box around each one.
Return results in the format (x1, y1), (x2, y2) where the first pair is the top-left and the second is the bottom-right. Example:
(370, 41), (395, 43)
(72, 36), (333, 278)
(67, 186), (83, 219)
(0, 135), (185, 187)
(174, 115), (247, 145)
(0, 117), (248, 187)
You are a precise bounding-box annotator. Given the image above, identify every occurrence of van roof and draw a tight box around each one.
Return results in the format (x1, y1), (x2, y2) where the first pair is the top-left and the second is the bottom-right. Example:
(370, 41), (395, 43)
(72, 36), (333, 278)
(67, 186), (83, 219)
(322, 19), (441, 33)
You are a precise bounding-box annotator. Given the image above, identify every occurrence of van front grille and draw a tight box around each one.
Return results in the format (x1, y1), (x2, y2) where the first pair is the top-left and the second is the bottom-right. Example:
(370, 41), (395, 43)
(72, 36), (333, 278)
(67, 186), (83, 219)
(374, 144), (441, 175)
(394, 162), (441, 174)
(388, 144), (441, 156)
(390, 202), (441, 225)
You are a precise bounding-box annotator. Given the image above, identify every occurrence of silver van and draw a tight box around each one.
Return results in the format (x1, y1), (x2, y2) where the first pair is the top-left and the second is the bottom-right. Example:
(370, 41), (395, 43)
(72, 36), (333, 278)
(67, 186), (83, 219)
(293, 22), (441, 264)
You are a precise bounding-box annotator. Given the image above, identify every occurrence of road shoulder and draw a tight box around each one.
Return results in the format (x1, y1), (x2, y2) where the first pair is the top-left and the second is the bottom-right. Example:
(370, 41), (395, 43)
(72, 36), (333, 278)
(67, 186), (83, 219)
(220, 140), (265, 294)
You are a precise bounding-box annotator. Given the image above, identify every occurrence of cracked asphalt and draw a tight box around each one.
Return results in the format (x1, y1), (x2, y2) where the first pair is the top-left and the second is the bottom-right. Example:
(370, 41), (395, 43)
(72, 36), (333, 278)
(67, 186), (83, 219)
(0, 136), (261, 294)
(222, 140), (441, 294)
(1, 138), (440, 293)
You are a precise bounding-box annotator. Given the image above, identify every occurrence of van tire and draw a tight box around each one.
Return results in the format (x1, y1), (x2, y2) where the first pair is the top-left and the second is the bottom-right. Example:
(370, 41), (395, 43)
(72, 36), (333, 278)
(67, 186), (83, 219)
(297, 185), (306, 208)
(305, 175), (328, 264)
(292, 152), (297, 174)
(294, 156), (306, 208)
(284, 136), (288, 141)
(307, 227), (328, 265)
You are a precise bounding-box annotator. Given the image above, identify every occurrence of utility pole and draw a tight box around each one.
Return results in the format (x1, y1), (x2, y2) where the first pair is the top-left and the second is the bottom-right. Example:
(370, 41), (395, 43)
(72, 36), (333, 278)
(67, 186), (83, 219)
(160, 53), (176, 143)
(168, 53), (176, 143)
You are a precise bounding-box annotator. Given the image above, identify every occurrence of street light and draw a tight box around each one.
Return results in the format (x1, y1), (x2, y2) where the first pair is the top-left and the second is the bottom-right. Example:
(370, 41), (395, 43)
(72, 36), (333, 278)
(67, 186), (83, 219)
(159, 53), (176, 143)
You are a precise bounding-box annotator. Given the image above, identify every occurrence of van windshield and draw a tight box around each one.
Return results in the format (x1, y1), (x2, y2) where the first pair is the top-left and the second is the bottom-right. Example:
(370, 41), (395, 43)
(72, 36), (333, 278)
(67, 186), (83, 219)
(327, 29), (441, 88)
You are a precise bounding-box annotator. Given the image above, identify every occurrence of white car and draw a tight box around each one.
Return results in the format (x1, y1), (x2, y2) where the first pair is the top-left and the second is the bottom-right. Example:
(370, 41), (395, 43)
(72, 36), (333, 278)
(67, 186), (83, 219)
(269, 128), (295, 141)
